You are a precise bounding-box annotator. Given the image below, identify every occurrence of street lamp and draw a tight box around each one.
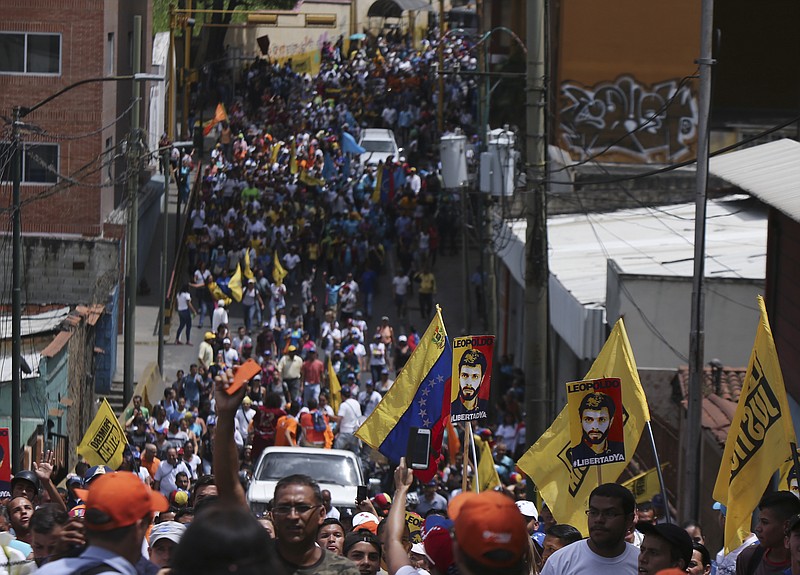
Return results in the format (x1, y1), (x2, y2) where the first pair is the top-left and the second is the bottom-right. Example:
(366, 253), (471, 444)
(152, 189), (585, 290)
(9, 70), (163, 473)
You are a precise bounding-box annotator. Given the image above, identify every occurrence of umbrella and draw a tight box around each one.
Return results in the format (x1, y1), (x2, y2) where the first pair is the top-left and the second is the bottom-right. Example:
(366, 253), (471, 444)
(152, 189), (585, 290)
(350, 33), (366, 41)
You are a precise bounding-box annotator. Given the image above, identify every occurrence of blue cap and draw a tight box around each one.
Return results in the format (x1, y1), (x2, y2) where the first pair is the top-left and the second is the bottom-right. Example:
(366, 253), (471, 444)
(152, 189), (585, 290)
(712, 501), (727, 515)
(83, 465), (114, 485)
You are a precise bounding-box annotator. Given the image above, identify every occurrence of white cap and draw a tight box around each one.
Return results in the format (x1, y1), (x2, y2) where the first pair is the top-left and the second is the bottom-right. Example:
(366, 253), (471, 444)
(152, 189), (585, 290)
(515, 500), (538, 519)
(352, 512), (380, 527)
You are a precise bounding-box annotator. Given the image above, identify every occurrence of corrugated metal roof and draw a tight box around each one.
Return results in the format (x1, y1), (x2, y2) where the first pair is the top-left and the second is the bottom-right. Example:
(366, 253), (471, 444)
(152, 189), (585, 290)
(0, 307), (70, 340)
(0, 352), (41, 384)
(708, 138), (800, 221)
(495, 197), (767, 358)
(497, 196), (767, 306)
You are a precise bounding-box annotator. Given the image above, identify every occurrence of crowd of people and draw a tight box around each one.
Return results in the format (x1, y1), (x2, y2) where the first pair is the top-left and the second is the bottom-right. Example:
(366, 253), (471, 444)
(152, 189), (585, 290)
(3, 26), (800, 575)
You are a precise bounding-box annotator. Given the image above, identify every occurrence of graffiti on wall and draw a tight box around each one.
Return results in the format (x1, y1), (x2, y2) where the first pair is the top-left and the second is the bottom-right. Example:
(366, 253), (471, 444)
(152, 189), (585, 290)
(559, 75), (698, 163)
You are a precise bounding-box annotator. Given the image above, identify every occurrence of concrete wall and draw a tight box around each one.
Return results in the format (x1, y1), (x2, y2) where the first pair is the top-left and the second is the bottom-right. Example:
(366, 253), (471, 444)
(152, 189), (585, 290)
(0, 236), (120, 306)
(606, 261), (764, 369)
(555, 0), (701, 164)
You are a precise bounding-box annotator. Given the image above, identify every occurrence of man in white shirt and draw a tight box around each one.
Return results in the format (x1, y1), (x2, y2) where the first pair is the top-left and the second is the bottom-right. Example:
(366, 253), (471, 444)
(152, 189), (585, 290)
(153, 447), (191, 497)
(334, 386), (362, 454)
(541, 483), (639, 575)
(358, 380), (382, 417)
(392, 272), (411, 321)
(212, 299), (228, 333)
(235, 396), (256, 442)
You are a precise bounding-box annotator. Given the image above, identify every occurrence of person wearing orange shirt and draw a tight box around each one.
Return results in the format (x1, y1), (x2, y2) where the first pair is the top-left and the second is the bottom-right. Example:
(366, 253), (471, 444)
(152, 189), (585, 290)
(274, 402), (300, 447)
(299, 398), (332, 449)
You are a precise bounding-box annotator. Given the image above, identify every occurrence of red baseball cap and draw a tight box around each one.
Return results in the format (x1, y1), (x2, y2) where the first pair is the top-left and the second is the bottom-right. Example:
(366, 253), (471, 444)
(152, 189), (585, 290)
(74, 472), (168, 531)
(448, 491), (528, 569)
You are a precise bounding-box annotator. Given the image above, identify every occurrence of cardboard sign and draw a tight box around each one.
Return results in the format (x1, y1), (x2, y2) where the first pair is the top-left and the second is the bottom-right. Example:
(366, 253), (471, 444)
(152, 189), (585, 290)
(0, 428), (9, 498)
(226, 358), (262, 395)
(566, 377), (625, 467)
(450, 335), (494, 423)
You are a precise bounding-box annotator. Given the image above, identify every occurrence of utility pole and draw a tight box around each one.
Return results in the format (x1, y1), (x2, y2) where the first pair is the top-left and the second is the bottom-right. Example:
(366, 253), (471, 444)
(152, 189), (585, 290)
(157, 149), (170, 374)
(168, 4), (177, 141)
(524, 0), (550, 449)
(683, 0), (715, 523)
(123, 15), (143, 407)
(10, 107), (22, 473)
(182, 0), (193, 140)
(437, 0), (445, 134)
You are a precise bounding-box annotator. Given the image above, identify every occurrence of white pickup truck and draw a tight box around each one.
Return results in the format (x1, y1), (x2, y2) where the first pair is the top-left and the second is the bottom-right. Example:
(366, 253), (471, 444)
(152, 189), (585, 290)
(247, 447), (365, 521)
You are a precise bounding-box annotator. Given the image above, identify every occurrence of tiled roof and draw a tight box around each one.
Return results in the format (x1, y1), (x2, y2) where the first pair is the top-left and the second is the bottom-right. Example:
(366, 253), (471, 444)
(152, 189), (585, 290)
(675, 365), (746, 447)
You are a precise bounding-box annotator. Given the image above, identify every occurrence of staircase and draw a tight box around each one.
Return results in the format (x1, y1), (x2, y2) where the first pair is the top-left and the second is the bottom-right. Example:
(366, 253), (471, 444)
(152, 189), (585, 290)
(105, 380), (126, 417)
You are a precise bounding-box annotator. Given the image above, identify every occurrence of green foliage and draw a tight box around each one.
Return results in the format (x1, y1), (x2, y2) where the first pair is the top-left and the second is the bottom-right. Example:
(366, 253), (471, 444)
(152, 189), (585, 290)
(152, 0), (298, 33)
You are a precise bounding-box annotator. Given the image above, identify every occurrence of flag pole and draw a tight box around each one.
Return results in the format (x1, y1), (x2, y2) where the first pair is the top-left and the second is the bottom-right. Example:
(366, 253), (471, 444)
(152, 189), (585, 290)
(596, 465), (602, 486)
(462, 422), (470, 492)
(791, 442), (800, 489)
(646, 420), (672, 523)
(468, 422), (480, 492)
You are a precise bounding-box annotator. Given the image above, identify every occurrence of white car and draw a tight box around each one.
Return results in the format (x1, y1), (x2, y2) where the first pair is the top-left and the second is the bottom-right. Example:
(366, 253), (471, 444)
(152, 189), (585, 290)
(247, 447), (365, 520)
(358, 128), (400, 166)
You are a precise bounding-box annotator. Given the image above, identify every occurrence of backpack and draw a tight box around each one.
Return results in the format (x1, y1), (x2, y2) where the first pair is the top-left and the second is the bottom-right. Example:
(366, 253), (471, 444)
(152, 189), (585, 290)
(312, 410), (327, 433)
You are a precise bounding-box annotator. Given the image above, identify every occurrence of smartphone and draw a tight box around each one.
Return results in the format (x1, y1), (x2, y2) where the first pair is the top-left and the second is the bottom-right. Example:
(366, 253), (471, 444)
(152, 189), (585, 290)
(406, 426), (432, 470)
(357, 485), (368, 502)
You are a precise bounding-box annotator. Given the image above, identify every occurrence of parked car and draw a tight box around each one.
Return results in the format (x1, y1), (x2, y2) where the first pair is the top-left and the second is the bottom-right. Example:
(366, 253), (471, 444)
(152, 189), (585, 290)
(358, 128), (400, 166)
(247, 447), (364, 520)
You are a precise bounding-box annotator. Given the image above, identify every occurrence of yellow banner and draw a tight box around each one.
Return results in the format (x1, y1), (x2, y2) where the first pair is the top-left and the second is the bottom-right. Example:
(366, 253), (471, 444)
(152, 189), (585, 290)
(622, 464), (668, 504)
(328, 358), (341, 415)
(517, 318), (650, 535)
(713, 295), (797, 553)
(473, 434), (501, 493)
(77, 398), (127, 470)
(273, 252), (287, 285)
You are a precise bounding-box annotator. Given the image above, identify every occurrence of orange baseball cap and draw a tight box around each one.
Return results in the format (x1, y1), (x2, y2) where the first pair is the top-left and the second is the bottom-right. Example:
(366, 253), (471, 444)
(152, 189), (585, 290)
(448, 491), (528, 569)
(74, 471), (169, 531)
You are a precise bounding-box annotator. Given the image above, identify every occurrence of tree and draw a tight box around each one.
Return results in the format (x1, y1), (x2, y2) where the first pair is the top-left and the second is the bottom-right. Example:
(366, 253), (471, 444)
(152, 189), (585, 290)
(196, 0), (297, 66)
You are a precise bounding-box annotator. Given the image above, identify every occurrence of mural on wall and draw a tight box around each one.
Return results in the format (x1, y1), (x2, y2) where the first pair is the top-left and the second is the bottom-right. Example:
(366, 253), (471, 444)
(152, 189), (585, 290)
(559, 75), (698, 163)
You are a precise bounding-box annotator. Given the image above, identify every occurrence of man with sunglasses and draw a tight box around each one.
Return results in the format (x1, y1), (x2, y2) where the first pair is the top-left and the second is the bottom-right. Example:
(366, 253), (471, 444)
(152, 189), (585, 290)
(541, 483), (639, 575)
(211, 370), (358, 575)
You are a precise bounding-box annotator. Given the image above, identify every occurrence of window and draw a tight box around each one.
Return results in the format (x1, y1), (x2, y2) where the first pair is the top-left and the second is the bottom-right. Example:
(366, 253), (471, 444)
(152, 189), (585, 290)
(0, 142), (59, 184)
(107, 32), (114, 75)
(0, 33), (61, 75)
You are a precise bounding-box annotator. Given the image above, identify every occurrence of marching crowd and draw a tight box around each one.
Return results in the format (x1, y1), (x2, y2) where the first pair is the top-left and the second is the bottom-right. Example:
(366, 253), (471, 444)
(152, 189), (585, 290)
(3, 26), (800, 575)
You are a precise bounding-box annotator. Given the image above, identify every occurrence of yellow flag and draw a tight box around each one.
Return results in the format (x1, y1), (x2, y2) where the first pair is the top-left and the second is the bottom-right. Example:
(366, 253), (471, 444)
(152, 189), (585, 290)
(372, 163), (383, 203)
(273, 252), (287, 285)
(622, 465), (668, 504)
(243, 250), (255, 281)
(229, 263), (243, 303)
(713, 295), (797, 553)
(208, 281), (232, 308)
(77, 398), (127, 469)
(290, 139), (298, 175)
(778, 449), (799, 497)
(517, 318), (650, 535)
(473, 434), (501, 493)
(270, 141), (283, 164)
(328, 358), (342, 415)
(300, 170), (326, 188)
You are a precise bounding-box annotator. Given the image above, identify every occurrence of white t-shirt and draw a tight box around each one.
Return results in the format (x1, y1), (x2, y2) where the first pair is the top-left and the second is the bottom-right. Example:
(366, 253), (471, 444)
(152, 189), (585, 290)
(541, 540), (639, 575)
(154, 460), (191, 497)
(369, 342), (386, 366)
(176, 291), (192, 312)
(338, 398), (362, 434)
(392, 275), (411, 296)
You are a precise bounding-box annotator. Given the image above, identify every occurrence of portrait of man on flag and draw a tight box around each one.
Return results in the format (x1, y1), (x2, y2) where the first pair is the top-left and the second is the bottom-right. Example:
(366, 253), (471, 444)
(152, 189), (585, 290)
(567, 378), (625, 468)
(450, 335), (494, 423)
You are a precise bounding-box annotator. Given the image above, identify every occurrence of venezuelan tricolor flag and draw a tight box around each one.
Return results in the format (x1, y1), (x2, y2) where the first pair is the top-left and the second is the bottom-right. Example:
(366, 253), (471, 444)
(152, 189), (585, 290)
(357, 307), (452, 482)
